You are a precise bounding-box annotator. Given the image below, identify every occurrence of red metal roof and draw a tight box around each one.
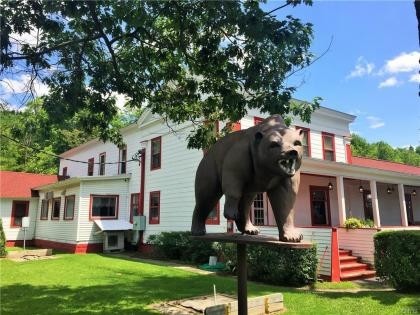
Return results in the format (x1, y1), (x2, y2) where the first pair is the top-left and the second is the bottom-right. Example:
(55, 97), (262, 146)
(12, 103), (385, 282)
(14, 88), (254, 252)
(0, 171), (58, 198)
(352, 156), (420, 176)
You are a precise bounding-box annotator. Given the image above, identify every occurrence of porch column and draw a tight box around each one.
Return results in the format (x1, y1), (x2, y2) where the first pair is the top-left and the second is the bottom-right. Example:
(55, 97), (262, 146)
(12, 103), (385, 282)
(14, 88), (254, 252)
(398, 184), (408, 227)
(336, 176), (346, 226)
(369, 180), (381, 227)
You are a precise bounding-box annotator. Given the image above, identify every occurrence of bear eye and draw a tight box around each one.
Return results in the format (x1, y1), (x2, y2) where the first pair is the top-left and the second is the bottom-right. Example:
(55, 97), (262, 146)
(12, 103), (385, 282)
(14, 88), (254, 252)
(269, 141), (281, 148)
(294, 140), (302, 146)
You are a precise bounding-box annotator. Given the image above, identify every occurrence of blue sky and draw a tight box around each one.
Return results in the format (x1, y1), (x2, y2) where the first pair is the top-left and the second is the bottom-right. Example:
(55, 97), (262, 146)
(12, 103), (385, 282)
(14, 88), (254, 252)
(1, 1), (419, 148)
(266, 0), (420, 148)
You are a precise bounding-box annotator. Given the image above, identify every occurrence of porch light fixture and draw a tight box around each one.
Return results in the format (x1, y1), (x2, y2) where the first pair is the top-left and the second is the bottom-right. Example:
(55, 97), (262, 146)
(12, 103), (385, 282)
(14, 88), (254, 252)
(387, 186), (392, 194)
(359, 185), (364, 193)
(413, 189), (417, 197)
(328, 182), (333, 190)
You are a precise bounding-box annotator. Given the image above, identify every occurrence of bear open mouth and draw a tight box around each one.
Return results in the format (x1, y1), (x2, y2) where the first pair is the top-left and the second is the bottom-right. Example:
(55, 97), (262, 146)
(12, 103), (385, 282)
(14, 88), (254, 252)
(278, 158), (296, 175)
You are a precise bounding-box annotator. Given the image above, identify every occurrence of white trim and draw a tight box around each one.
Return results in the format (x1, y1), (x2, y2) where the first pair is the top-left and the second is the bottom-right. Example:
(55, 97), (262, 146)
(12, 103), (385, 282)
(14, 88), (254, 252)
(34, 174), (131, 191)
(370, 180), (381, 227)
(398, 184), (408, 227)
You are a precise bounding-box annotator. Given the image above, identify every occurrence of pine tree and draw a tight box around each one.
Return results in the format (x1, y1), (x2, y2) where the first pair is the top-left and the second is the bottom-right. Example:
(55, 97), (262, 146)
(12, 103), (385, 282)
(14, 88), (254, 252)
(0, 218), (7, 257)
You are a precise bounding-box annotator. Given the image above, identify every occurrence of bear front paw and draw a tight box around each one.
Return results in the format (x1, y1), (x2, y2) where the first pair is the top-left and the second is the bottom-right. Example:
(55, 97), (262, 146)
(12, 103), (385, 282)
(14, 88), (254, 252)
(279, 229), (303, 243)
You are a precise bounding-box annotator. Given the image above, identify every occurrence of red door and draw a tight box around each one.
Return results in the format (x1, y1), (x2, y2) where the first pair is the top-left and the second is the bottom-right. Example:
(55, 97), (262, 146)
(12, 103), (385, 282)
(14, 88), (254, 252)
(310, 186), (331, 226)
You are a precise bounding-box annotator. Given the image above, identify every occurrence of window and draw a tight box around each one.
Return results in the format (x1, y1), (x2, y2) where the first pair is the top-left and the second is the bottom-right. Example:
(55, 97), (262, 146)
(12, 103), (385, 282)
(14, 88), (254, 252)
(252, 193), (266, 226)
(51, 198), (61, 220)
(151, 137), (161, 170)
(91, 195), (118, 218)
(322, 133), (335, 161)
(10, 201), (29, 227)
(149, 191), (160, 224)
(99, 153), (106, 175)
(64, 195), (75, 220)
(206, 202), (220, 225)
(87, 158), (94, 176)
(254, 117), (264, 125)
(119, 146), (127, 174)
(130, 193), (140, 223)
(296, 127), (311, 157)
(40, 199), (48, 220)
(62, 167), (68, 177)
(310, 186), (331, 226)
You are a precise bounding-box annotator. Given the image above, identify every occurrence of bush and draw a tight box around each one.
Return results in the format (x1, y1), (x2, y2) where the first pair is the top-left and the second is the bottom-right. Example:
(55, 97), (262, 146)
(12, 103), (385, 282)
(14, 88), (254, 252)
(148, 231), (217, 264)
(344, 217), (374, 229)
(374, 230), (420, 291)
(214, 242), (317, 286)
(0, 219), (6, 257)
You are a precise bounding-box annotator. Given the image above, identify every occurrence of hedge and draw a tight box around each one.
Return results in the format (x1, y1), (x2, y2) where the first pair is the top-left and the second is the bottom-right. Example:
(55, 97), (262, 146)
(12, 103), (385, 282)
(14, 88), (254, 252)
(149, 231), (317, 286)
(148, 231), (217, 264)
(374, 230), (420, 291)
(215, 242), (318, 286)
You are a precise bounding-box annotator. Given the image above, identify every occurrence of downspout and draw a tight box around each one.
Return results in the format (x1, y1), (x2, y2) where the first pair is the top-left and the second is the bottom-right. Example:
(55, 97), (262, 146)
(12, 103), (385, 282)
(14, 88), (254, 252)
(138, 148), (146, 250)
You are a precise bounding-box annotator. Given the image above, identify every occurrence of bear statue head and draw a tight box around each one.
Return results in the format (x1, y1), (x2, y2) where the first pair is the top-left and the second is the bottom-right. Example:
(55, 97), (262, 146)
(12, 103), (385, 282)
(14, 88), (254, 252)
(253, 115), (304, 177)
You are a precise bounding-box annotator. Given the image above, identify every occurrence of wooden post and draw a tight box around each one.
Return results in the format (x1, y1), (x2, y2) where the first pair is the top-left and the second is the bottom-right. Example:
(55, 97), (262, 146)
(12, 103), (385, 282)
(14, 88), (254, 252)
(192, 233), (312, 314)
(237, 243), (248, 315)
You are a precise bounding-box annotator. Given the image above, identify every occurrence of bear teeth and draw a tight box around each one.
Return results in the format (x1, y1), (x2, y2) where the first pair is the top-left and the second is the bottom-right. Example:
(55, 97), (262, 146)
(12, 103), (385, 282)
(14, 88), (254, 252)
(278, 158), (296, 174)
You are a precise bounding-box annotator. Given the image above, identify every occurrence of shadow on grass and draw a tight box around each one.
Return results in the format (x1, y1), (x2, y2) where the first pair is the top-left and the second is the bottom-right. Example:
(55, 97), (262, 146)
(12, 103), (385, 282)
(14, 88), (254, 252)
(1, 272), (237, 315)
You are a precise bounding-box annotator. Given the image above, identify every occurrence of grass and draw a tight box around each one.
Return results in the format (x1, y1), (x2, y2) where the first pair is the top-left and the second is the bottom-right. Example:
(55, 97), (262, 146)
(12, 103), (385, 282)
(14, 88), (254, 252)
(1, 253), (419, 315)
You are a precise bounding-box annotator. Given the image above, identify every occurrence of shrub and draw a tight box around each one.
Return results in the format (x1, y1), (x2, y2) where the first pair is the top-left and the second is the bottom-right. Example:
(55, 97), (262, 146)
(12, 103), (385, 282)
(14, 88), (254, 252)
(148, 231), (217, 264)
(0, 219), (6, 257)
(215, 242), (317, 286)
(344, 217), (374, 229)
(344, 217), (364, 229)
(374, 230), (420, 291)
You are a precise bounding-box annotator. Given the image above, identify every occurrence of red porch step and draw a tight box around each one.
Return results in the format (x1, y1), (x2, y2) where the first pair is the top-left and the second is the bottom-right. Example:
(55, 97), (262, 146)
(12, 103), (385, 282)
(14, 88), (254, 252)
(339, 248), (376, 281)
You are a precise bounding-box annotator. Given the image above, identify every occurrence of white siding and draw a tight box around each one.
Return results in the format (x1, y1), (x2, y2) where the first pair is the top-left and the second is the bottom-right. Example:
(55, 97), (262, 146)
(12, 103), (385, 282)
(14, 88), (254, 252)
(0, 197), (38, 241)
(78, 178), (130, 242)
(258, 226), (332, 277)
(337, 228), (377, 265)
(35, 187), (80, 243)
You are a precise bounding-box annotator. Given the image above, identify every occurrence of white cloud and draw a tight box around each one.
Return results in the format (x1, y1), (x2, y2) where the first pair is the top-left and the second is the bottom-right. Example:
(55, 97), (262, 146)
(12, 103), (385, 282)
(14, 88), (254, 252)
(346, 57), (375, 79)
(378, 77), (401, 88)
(409, 73), (420, 83)
(0, 74), (49, 107)
(383, 51), (420, 73)
(111, 92), (129, 110)
(366, 116), (385, 129)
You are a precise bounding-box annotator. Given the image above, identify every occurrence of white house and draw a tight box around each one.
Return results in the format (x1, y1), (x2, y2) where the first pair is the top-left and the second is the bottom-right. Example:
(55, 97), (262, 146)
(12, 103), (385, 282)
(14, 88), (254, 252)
(5, 104), (419, 281)
(0, 171), (57, 246)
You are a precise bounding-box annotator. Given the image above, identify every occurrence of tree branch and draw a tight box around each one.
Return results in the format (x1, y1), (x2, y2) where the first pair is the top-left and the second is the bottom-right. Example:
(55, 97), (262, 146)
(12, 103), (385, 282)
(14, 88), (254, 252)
(87, 2), (121, 80)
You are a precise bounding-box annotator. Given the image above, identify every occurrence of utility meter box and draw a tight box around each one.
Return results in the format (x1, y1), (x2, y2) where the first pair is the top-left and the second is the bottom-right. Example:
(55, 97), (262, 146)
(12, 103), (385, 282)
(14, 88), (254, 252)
(133, 216), (146, 231)
(22, 217), (30, 228)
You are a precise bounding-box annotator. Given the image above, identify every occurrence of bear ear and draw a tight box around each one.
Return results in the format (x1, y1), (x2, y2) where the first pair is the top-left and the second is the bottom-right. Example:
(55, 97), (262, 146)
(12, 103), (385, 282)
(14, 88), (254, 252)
(254, 131), (264, 143)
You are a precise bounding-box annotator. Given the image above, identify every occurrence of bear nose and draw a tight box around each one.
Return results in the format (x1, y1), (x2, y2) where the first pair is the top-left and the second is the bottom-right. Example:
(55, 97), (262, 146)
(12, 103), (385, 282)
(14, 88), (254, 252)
(288, 150), (298, 158)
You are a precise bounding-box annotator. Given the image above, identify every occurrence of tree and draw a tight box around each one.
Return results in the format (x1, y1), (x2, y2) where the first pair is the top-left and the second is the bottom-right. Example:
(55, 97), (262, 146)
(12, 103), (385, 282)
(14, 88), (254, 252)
(351, 134), (420, 167)
(0, 219), (6, 257)
(0, 98), (142, 174)
(1, 0), (320, 149)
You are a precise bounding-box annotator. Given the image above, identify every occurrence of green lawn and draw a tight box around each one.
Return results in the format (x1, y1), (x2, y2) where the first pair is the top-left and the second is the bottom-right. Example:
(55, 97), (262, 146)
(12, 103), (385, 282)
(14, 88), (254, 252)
(1, 253), (419, 315)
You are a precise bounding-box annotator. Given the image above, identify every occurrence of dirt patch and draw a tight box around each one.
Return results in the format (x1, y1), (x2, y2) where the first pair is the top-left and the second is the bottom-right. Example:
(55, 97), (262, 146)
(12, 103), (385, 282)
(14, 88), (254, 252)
(151, 294), (236, 314)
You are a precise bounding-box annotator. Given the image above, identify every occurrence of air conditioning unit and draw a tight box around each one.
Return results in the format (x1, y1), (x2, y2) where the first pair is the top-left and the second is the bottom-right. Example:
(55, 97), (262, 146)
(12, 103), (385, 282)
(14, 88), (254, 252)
(103, 231), (125, 253)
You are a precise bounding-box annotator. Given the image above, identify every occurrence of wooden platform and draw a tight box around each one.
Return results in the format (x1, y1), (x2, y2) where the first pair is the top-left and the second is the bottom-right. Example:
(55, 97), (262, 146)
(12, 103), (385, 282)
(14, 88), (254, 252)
(192, 233), (313, 249)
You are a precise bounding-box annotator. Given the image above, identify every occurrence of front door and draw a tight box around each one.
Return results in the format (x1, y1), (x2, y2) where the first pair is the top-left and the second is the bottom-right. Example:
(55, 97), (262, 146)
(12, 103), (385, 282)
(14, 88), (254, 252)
(363, 191), (374, 221)
(310, 186), (331, 226)
(405, 193), (414, 225)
